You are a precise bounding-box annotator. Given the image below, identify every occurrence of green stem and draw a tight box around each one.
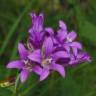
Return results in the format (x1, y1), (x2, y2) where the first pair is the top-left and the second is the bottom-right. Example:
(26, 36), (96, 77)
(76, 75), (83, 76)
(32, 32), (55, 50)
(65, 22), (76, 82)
(12, 74), (20, 96)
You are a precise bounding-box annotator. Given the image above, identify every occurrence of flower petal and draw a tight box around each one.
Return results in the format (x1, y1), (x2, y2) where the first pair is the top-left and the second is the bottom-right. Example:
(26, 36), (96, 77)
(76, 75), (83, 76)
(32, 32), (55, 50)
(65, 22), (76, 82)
(45, 27), (54, 36)
(28, 49), (41, 63)
(20, 69), (29, 83)
(40, 69), (50, 81)
(29, 31), (44, 48)
(34, 13), (44, 32)
(38, 13), (44, 26)
(57, 29), (67, 42)
(67, 31), (77, 41)
(69, 55), (76, 65)
(51, 63), (65, 77)
(43, 37), (53, 57)
(59, 20), (67, 30)
(63, 45), (70, 53)
(6, 60), (23, 69)
(29, 13), (44, 37)
(30, 13), (44, 31)
(35, 13), (44, 32)
(83, 53), (91, 62)
(69, 52), (91, 65)
(29, 12), (36, 24)
(33, 65), (42, 75)
(18, 43), (28, 59)
(52, 51), (70, 61)
(72, 47), (78, 56)
(71, 42), (82, 49)
(78, 52), (91, 62)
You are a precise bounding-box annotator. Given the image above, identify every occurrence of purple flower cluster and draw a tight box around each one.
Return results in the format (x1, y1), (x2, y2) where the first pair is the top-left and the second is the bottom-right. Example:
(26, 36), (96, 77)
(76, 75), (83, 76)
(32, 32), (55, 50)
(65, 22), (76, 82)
(7, 13), (91, 83)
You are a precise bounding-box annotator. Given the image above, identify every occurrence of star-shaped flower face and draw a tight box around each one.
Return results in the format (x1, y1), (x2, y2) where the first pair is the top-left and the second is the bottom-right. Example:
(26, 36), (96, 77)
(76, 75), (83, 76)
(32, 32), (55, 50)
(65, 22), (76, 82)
(7, 43), (42, 83)
(54, 20), (82, 56)
(28, 37), (70, 81)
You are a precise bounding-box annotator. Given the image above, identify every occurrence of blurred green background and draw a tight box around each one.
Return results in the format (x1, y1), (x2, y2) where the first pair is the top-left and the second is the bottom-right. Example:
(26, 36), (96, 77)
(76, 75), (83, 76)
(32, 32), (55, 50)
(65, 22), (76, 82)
(0, 0), (96, 96)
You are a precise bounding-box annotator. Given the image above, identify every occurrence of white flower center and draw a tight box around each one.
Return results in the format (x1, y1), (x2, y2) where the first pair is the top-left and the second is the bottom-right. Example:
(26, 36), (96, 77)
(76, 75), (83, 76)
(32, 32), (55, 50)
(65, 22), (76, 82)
(67, 37), (72, 42)
(23, 60), (33, 72)
(42, 58), (52, 67)
(27, 41), (33, 52)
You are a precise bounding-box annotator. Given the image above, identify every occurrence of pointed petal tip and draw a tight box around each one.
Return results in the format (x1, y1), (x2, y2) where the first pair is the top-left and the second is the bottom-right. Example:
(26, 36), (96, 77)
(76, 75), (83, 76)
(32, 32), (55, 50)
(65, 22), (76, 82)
(29, 12), (43, 18)
(71, 42), (82, 51)
(20, 70), (29, 83)
(29, 12), (36, 17)
(39, 78), (44, 81)
(18, 42), (28, 59)
(39, 13), (44, 17)
(6, 60), (23, 69)
(52, 64), (66, 77)
(39, 69), (49, 81)
(6, 64), (10, 68)
(45, 27), (54, 36)
(59, 20), (67, 30)
(18, 42), (22, 47)
(67, 31), (77, 41)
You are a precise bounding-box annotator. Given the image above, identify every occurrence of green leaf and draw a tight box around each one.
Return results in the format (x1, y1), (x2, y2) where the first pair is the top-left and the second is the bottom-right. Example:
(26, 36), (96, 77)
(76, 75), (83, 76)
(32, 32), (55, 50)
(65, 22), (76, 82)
(74, 3), (96, 44)
(14, 74), (20, 94)
(0, 88), (12, 96)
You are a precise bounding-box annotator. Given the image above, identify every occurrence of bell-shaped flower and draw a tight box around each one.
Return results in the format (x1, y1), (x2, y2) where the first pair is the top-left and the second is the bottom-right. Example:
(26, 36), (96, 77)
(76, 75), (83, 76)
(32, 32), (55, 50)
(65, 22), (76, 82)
(28, 13), (45, 48)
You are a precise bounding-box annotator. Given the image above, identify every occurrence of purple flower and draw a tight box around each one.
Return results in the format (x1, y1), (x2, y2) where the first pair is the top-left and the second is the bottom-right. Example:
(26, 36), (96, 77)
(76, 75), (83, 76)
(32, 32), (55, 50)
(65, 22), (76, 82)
(6, 12), (91, 83)
(28, 13), (44, 48)
(28, 37), (70, 81)
(28, 13), (55, 49)
(55, 20), (82, 56)
(7, 43), (42, 83)
(69, 52), (91, 65)
(29, 13), (44, 34)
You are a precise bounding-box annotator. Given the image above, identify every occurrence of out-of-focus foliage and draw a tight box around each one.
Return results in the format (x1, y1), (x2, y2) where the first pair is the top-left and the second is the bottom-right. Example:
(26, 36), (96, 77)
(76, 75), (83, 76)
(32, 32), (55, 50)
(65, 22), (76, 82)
(0, 0), (96, 96)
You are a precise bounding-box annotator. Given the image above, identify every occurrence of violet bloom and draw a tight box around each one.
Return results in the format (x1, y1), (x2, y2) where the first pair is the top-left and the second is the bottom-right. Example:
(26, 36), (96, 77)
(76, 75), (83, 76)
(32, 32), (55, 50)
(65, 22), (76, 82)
(7, 43), (42, 83)
(28, 13), (44, 48)
(28, 37), (70, 81)
(69, 52), (91, 65)
(56, 20), (82, 56)
(28, 13), (54, 49)
(6, 12), (91, 83)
